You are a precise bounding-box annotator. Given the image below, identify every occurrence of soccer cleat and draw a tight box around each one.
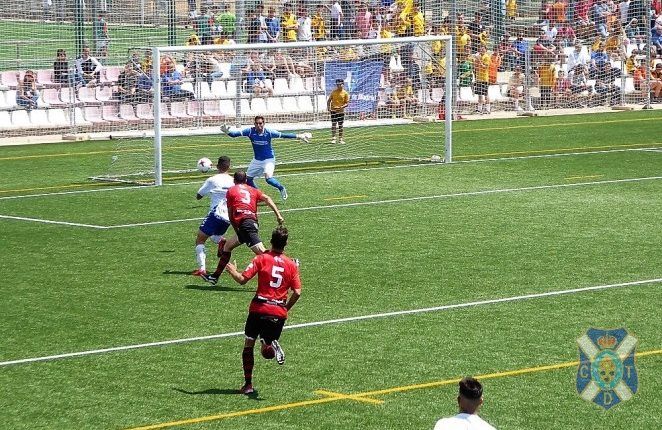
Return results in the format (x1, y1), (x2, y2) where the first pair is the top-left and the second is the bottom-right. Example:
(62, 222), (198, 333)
(330, 138), (336, 144)
(339, 139), (346, 144)
(239, 383), (254, 395)
(271, 340), (285, 365)
(192, 268), (206, 277)
(202, 273), (218, 285)
(280, 188), (288, 200)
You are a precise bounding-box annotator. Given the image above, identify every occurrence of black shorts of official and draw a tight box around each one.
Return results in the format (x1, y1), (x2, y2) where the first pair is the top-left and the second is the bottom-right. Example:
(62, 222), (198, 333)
(245, 312), (286, 344)
(474, 81), (488, 96)
(330, 112), (345, 125)
(235, 218), (262, 248)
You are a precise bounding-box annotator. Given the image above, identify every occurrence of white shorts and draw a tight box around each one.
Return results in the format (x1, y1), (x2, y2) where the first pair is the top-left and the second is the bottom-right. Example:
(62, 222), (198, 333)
(246, 158), (275, 178)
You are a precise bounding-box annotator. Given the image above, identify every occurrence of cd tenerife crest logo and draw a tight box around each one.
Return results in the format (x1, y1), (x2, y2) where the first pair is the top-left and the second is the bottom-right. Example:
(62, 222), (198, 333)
(576, 328), (638, 410)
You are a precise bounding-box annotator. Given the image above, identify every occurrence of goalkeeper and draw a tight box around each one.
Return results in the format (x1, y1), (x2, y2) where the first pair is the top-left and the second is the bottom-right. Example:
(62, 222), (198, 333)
(220, 115), (311, 200)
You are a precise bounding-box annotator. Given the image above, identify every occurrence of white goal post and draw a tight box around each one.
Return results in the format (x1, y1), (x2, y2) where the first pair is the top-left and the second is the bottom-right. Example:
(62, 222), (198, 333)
(109, 35), (453, 185)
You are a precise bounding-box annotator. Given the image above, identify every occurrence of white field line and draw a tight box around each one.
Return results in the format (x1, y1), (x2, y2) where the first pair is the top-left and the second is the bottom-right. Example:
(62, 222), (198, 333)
(0, 214), (107, 229)
(1, 278), (660, 367)
(103, 175), (662, 229)
(0, 146), (657, 202)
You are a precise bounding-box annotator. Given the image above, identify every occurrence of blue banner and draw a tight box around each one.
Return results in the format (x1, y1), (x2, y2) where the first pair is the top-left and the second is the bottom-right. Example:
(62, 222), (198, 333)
(324, 60), (382, 114)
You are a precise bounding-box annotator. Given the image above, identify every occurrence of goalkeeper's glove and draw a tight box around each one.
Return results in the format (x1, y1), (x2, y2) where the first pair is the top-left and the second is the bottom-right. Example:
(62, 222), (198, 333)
(220, 123), (230, 134)
(296, 132), (312, 143)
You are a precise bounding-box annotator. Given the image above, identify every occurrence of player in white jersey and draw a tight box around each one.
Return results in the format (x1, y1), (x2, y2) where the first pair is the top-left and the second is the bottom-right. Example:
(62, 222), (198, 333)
(433, 377), (496, 430)
(193, 156), (235, 277)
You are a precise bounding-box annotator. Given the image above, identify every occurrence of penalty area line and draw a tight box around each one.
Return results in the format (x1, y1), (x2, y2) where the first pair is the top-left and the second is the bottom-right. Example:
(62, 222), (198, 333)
(1, 277), (660, 367)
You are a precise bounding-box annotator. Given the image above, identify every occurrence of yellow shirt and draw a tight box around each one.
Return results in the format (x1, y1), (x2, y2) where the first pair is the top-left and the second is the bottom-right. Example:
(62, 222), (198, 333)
(539, 64), (557, 87)
(312, 13), (326, 40)
(328, 88), (349, 111)
(506, 0), (517, 17)
(457, 32), (471, 53)
(398, 85), (414, 99)
(282, 13), (297, 42)
(396, 11), (410, 35)
(380, 29), (394, 53)
(412, 12), (425, 36)
(475, 52), (491, 83)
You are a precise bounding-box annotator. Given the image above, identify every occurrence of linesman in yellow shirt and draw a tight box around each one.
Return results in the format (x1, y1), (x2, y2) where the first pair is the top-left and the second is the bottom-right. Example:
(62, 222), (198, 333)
(327, 78), (350, 144)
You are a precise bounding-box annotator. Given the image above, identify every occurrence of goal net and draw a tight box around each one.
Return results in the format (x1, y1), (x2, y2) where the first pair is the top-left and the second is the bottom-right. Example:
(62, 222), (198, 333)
(93, 35), (453, 185)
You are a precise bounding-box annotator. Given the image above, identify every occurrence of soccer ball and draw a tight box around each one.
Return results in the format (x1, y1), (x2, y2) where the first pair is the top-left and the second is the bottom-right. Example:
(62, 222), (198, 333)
(197, 157), (213, 173)
(431, 155), (443, 162)
(261, 343), (275, 359)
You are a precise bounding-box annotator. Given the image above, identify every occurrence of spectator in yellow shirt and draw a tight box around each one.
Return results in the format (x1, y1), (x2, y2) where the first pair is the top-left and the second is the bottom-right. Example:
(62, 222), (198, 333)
(538, 61), (557, 109)
(411, 4), (426, 36)
(506, 0), (517, 20)
(282, 6), (298, 42)
(312, 5), (327, 40)
(473, 45), (491, 114)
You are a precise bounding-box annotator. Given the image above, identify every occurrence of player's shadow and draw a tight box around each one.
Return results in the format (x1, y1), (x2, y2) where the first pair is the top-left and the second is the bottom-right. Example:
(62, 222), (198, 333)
(163, 269), (198, 275)
(184, 284), (252, 293)
(172, 387), (261, 400)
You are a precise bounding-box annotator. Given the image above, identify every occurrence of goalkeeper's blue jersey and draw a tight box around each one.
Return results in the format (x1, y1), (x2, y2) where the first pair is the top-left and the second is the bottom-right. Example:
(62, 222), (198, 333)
(238, 127), (283, 161)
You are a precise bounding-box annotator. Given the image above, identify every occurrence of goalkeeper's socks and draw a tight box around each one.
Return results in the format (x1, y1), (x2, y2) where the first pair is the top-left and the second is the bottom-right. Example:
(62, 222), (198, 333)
(242, 347), (254, 385)
(247, 177), (258, 189)
(266, 176), (285, 192)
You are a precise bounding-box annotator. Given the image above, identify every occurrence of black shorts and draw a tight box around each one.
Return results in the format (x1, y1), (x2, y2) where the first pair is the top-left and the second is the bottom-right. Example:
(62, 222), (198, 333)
(245, 312), (286, 344)
(330, 112), (345, 124)
(235, 218), (262, 247)
(474, 81), (488, 96)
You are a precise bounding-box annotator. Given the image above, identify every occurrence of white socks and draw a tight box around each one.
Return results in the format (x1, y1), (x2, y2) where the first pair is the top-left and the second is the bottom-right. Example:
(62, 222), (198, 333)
(195, 244), (206, 270)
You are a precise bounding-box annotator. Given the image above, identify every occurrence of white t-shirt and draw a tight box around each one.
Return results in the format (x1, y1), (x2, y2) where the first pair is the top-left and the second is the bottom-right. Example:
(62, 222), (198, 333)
(433, 413), (496, 430)
(331, 2), (342, 23)
(197, 173), (234, 220)
(297, 16), (313, 41)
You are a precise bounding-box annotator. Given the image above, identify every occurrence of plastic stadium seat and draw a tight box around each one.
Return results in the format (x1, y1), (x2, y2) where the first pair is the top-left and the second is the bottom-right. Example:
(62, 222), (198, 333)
(240, 99), (253, 116)
(48, 108), (69, 127)
(72, 107), (92, 126)
(273, 78), (289, 95)
(316, 94), (327, 112)
(158, 103), (176, 121)
(210, 81), (226, 97)
(281, 97), (300, 113)
(103, 67), (122, 83)
(458, 86), (478, 103)
(83, 106), (107, 124)
(0, 111), (12, 129)
(187, 100), (204, 117)
(304, 76), (317, 90)
(78, 87), (99, 104)
(0, 90), (13, 109)
(59, 87), (79, 104)
(195, 82), (214, 100)
(430, 88), (444, 103)
(180, 82), (194, 94)
(218, 100), (236, 117)
(118, 104), (141, 124)
(225, 80), (237, 96)
(297, 95), (314, 113)
(202, 100), (222, 119)
(3, 90), (18, 109)
(170, 101), (191, 119)
(218, 63), (231, 77)
(623, 77), (636, 93)
(289, 76), (305, 94)
(136, 103), (153, 120)
(37, 69), (57, 87)
(1, 71), (20, 89)
(29, 109), (50, 127)
(11, 110), (32, 128)
(42, 88), (65, 107)
(266, 97), (282, 112)
(96, 86), (113, 102)
(488, 85), (508, 102)
(100, 104), (124, 123)
(251, 97), (268, 115)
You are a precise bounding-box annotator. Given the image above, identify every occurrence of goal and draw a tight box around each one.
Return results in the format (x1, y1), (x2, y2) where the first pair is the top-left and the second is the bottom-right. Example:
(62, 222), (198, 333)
(95, 35), (453, 185)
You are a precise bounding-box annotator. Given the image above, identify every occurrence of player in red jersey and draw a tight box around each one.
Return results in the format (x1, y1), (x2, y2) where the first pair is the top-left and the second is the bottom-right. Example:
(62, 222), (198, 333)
(225, 226), (302, 395)
(203, 170), (284, 285)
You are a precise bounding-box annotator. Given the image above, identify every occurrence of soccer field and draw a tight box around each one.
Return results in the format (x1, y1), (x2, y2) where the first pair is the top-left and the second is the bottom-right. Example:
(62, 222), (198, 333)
(1, 111), (661, 429)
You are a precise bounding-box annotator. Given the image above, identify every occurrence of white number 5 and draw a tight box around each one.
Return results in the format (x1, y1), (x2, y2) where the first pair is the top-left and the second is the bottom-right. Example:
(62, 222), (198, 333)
(270, 266), (284, 288)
